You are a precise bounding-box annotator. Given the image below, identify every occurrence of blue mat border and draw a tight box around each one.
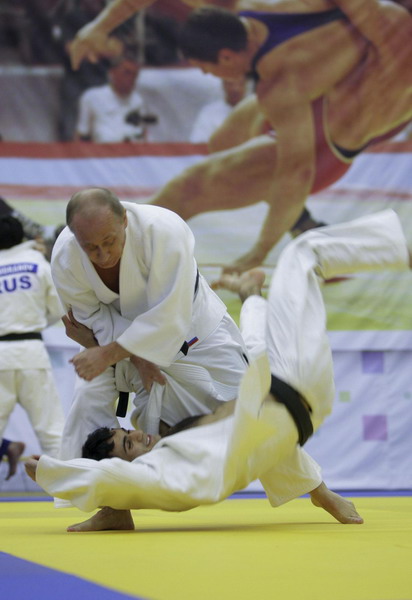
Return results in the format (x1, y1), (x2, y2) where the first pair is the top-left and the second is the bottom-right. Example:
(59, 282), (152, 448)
(233, 490), (412, 499)
(0, 552), (148, 600)
(1, 490), (412, 502)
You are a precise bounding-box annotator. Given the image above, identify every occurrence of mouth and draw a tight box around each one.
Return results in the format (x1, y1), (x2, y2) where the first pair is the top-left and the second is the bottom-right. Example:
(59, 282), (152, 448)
(145, 434), (151, 447)
(98, 259), (117, 269)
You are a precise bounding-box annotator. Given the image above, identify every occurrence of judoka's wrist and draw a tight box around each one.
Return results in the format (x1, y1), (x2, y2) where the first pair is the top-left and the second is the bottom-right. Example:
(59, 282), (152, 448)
(102, 341), (132, 365)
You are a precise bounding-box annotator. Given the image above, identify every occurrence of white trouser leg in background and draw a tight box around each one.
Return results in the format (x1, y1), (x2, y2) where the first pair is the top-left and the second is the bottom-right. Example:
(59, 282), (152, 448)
(0, 369), (64, 458)
(0, 371), (18, 441)
(17, 369), (64, 457)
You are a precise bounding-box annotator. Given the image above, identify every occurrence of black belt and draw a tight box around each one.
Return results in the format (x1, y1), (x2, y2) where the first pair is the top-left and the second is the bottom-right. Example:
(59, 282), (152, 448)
(0, 332), (42, 341)
(194, 268), (200, 296)
(116, 391), (129, 418)
(270, 374), (313, 446)
(179, 268), (200, 357)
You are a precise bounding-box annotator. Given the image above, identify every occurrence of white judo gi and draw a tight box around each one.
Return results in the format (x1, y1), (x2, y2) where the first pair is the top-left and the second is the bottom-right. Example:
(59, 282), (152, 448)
(37, 210), (409, 511)
(51, 202), (249, 458)
(0, 241), (65, 456)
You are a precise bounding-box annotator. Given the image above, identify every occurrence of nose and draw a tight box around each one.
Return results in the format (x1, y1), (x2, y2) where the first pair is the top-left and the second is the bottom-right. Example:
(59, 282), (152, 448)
(132, 430), (144, 443)
(96, 247), (111, 264)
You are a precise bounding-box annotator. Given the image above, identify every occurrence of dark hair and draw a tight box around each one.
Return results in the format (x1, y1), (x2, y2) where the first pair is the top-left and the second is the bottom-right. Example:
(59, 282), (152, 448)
(109, 48), (140, 69)
(0, 215), (24, 249)
(66, 187), (125, 230)
(164, 415), (203, 437)
(82, 426), (115, 460)
(178, 7), (247, 63)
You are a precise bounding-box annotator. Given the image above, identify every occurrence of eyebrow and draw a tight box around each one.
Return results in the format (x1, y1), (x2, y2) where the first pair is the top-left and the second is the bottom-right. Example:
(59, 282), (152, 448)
(84, 234), (114, 247)
(120, 428), (128, 456)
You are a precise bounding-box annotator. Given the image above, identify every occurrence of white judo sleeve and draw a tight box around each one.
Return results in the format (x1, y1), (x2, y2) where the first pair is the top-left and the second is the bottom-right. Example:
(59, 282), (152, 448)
(36, 210), (409, 512)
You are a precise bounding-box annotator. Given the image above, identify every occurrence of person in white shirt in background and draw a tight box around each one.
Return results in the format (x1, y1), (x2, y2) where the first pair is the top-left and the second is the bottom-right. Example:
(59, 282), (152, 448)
(0, 216), (65, 464)
(190, 78), (251, 143)
(75, 51), (152, 142)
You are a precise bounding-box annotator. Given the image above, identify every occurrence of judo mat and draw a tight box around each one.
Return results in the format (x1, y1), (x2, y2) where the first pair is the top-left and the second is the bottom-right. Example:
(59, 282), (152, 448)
(1, 494), (412, 600)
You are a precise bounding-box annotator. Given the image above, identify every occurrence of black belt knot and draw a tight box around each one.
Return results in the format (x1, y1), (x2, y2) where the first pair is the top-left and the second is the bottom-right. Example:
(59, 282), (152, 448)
(270, 374), (313, 446)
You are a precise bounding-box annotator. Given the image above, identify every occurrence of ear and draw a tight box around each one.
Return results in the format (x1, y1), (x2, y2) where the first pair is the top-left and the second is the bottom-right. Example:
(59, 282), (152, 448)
(123, 212), (128, 228)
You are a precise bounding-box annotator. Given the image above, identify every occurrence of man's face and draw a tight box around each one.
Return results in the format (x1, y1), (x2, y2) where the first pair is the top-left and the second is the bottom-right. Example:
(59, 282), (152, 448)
(223, 78), (247, 106)
(109, 428), (161, 461)
(71, 207), (127, 269)
(109, 60), (140, 97)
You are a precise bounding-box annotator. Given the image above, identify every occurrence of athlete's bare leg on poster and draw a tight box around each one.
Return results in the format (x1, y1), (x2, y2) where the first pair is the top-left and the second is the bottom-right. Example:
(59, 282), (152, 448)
(150, 135), (277, 221)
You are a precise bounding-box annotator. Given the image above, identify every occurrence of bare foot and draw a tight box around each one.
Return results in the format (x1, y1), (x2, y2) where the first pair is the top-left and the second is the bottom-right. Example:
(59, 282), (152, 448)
(24, 457), (39, 482)
(6, 442), (25, 480)
(67, 507), (135, 532)
(212, 269), (265, 302)
(310, 482), (364, 524)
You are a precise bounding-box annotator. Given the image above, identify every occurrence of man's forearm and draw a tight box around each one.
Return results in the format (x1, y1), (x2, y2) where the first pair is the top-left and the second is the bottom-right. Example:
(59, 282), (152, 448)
(90, 0), (156, 33)
(100, 341), (132, 364)
(70, 342), (132, 381)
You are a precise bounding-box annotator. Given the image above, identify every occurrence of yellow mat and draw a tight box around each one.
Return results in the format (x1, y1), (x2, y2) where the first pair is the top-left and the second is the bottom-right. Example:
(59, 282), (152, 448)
(1, 496), (412, 600)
